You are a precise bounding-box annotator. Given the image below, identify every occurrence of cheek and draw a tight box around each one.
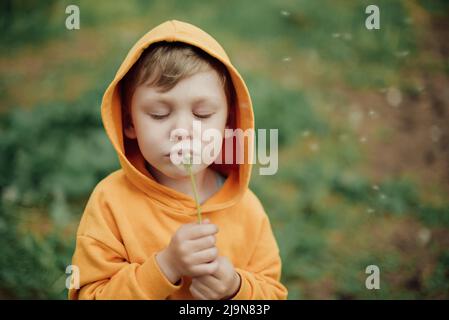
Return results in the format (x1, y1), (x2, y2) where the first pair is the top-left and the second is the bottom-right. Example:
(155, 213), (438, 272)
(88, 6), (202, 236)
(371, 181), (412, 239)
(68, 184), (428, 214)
(204, 112), (228, 133)
(134, 117), (168, 145)
(200, 117), (227, 154)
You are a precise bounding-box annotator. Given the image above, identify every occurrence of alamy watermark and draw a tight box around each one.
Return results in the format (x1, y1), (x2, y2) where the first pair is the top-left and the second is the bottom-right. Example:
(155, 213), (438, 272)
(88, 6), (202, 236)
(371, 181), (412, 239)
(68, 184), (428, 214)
(365, 265), (380, 290)
(365, 5), (380, 30)
(65, 5), (80, 30)
(65, 264), (80, 290)
(168, 120), (278, 175)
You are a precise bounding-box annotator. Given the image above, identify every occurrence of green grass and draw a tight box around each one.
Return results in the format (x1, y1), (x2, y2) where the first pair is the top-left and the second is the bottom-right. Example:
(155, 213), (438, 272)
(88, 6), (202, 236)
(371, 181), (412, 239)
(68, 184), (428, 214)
(0, 0), (448, 299)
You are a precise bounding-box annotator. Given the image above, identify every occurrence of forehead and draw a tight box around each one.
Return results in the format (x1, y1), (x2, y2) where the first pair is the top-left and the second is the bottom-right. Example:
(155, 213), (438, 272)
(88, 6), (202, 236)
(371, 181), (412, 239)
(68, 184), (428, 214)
(134, 70), (226, 105)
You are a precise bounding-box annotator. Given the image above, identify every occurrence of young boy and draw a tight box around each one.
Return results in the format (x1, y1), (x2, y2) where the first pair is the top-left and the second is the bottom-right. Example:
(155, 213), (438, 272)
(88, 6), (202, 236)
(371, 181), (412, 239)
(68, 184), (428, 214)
(68, 20), (287, 300)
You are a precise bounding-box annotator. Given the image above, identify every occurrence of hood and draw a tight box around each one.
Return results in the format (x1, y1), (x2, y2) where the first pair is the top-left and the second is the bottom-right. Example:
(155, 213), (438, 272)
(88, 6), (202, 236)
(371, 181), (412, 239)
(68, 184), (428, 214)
(101, 20), (254, 215)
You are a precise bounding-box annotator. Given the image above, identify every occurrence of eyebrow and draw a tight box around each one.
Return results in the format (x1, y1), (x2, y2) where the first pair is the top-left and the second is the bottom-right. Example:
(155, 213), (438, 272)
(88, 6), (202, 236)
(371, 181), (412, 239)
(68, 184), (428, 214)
(143, 97), (172, 106)
(190, 96), (220, 108)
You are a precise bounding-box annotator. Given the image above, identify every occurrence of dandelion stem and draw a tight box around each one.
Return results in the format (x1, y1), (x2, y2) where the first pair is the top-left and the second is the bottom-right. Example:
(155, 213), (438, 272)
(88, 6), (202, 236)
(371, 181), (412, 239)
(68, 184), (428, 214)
(183, 157), (202, 224)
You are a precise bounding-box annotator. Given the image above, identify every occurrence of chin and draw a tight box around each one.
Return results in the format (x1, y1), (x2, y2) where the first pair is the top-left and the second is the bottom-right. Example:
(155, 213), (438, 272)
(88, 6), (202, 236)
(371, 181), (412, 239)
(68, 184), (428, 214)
(159, 165), (191, 179)
(149, 159), (208, 179)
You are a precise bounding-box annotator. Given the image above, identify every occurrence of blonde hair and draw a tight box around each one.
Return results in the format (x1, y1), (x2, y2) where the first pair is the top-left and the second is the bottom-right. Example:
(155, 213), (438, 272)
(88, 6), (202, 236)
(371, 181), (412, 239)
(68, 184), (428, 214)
(120, 41), (235, 129)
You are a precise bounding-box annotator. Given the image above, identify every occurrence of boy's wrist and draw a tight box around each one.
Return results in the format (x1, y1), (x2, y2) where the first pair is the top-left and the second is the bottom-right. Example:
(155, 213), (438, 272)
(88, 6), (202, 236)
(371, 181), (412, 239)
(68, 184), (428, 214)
(223, 271), (241, 300)
(155, 249), (181, 285)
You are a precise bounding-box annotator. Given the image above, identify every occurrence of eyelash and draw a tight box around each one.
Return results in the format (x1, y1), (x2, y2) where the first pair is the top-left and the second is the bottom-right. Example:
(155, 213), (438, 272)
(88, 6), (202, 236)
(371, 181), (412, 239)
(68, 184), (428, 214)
(150, 114), (168, 120)
(195, 114), (213, 119)
(149, 113), (213, 120)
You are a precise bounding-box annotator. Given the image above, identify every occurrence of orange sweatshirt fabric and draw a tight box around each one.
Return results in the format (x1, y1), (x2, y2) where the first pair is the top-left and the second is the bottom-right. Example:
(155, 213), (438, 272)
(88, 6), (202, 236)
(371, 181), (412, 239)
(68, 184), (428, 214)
(68, 20), (288, 300)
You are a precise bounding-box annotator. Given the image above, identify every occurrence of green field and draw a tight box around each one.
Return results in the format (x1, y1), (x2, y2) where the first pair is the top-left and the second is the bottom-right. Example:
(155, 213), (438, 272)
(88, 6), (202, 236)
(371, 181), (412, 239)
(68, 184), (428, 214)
(1, 0), (448, 299)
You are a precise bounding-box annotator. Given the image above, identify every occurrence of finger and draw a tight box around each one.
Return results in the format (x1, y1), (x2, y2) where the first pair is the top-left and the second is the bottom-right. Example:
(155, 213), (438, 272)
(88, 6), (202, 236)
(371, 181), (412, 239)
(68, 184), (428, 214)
(187, 223), (219, 240)
(190, 260), (219, 277)
(195, 274), (222, 288)
(189, 283), (208, 300)
(212, 256), (228, 278)
(187, 218), (209, 227)
(187, 235), (216, 252)
(191, 279), (217, 300)
(191, 247), (218, 264)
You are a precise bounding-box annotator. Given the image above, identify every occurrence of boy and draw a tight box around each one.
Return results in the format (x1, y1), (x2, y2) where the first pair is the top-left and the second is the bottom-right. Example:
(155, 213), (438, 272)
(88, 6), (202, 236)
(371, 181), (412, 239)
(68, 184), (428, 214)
(68, 20), (287, 300)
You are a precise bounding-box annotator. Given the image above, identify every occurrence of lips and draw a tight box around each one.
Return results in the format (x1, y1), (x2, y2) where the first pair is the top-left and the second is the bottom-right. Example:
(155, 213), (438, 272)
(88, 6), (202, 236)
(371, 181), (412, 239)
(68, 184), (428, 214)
(165, 150), (197, 157)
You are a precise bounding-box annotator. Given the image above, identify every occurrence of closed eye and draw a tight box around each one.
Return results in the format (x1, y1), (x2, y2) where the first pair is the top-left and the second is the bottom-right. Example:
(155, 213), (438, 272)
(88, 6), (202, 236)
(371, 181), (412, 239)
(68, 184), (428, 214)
(150, 114), (169, 120)
(149, 113), (214, 120)
(194, 113), (213, 119)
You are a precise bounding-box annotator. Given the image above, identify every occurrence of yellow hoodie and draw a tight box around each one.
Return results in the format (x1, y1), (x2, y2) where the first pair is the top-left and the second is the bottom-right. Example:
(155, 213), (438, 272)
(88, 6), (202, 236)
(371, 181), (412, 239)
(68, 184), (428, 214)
(68, 20), (287, 300)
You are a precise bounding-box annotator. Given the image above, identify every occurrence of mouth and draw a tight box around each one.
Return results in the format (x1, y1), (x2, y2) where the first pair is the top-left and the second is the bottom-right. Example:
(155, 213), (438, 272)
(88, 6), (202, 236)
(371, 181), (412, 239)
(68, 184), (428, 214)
(164, 150), (197, 158)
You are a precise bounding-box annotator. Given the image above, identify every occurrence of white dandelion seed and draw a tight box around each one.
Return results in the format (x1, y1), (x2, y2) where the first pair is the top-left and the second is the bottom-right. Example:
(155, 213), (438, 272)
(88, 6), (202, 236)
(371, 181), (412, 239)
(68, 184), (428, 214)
(417, 228), (431, 246)
(310, 142), (319, 152)
(343, 33), (352, 41)
(395, 50), (410, 58)
(386, 87), (402, 107)
(369, 110), (377, 118)
(430, 125), (441, 143)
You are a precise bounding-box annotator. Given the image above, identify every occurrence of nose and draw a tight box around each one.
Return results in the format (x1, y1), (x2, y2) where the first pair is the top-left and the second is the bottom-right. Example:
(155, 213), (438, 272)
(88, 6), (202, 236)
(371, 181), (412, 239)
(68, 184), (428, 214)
(170, 114), (193, 142)
(171, 128), (192, 141)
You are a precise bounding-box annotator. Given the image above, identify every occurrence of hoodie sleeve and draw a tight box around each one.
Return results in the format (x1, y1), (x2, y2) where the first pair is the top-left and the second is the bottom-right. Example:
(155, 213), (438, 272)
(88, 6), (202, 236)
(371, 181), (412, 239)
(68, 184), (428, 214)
(68, 184), (183, 300)
(230, 194), (288, 300)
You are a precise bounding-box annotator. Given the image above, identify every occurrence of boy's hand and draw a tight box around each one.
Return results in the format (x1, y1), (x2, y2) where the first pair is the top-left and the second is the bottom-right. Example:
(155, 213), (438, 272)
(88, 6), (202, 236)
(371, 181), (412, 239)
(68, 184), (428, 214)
(156, 219), (219, 284)
(189, 256), (241, 300)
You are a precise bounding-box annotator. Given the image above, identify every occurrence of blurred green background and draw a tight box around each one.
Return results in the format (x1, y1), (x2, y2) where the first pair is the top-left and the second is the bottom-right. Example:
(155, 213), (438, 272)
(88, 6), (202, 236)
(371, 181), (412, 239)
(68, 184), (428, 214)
(1, 0), (448, 299)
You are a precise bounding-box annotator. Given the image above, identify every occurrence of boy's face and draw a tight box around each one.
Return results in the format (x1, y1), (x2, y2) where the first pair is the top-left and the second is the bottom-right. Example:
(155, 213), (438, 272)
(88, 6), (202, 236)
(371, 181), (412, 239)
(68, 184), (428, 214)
(125, 69), (229, 179)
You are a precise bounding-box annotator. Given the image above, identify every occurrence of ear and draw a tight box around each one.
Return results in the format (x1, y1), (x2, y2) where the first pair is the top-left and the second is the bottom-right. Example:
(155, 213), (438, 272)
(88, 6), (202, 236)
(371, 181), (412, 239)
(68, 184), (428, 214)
(123, 114), (137, 139)
(124, 125), (137, 139)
